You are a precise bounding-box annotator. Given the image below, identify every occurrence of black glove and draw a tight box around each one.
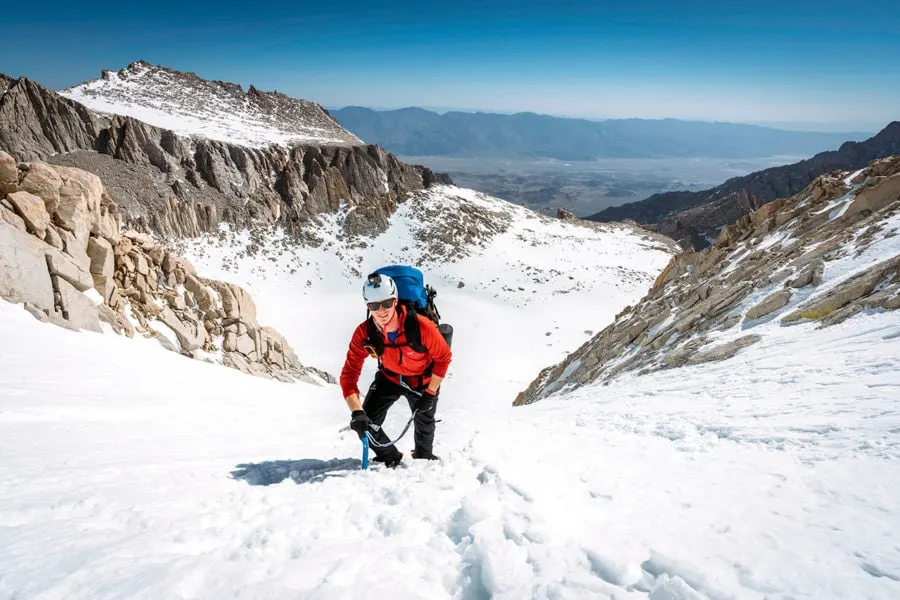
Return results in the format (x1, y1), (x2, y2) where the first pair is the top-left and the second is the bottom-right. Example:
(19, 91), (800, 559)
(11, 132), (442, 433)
(415, 389), (436, 413)
(349, 410), (372, 439)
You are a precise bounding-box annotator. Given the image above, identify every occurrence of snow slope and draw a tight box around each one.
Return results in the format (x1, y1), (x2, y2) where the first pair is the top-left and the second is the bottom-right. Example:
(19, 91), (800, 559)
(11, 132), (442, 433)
(174, 185), (674, 403)
(2, 290), (899, 599)
(2, 185), (899, 599)
(60, 61), (362, 148)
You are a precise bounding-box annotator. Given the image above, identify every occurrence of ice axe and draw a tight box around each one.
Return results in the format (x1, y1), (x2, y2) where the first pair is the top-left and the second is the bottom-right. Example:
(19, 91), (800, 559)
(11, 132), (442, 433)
(358, 412), (418, 469)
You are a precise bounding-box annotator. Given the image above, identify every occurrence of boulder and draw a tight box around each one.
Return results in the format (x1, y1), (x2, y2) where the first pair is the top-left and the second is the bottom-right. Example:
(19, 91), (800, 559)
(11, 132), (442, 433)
(147, 246), (166, 266)
(0, 150), (17, 193)
(94, 194), (121, 242)
(789, 259), (824, 288)
(623, 318), (650, 345)
(260, 326), (288, 366)
(686, 335), (761, 365)
(0, 204), (27, 232)
(157, 306), (205, 352)
(223, 351), (261, 377)
(87, 236), (115, 301)
(153, 331), (179, 353)
(6, 191), (51, 238)
(165, 291), (186, 311)
(746, 289), (793, 320)
(843, 173), (900, 221)
(664, 340), (703, 368)
(57, 227), (91, 269)
(223, 329), (238, 352)
(23, 301), (79, 332)
(53, 165), (103, 244)
(883, 292), (900, 310)
(162, 251), (195, 276)
(44, 226), (64, 250)
(114, 236), (133, 257)
(132, 251), (150, 276)
(19, 162), (62, 214)
(121, 253), (135, 274)
(183, 273), (216, 312)
(97, 304), (134, 337)
(46, 247), (94, 292)
(236, 331), (258, 359)
(818, 303), (864, 328)
(210, 281), (239, 318)
(123, 230), (155, 250)
(718, 315), (741, 331)
(783, 256), (900, 322)
(233, 284), (258, 325)
(56, 278), (102, 332)
(0, 222), (55, 312)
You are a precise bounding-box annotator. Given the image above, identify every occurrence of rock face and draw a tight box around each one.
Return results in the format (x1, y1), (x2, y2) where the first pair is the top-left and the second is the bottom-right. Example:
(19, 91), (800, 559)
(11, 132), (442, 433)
(0, 151), (332, 384)
(0, 72), (450, 241)
(587, 122), (900, 249)
(516, 155), (900, 405)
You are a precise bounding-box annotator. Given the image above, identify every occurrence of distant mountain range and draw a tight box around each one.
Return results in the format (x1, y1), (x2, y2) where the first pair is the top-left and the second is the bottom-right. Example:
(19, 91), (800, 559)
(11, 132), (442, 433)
(586, 121), (900, 249)
(329, 106), (873, 160)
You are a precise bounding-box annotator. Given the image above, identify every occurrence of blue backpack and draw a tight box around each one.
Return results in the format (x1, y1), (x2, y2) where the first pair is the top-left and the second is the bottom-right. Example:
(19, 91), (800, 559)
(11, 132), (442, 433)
(364, 265), (452, 357)
(373, 265), (435, 319)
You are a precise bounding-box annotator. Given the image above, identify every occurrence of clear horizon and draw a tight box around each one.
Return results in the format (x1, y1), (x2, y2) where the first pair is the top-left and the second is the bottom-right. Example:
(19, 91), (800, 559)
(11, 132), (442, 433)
(2, 0), (898, 132)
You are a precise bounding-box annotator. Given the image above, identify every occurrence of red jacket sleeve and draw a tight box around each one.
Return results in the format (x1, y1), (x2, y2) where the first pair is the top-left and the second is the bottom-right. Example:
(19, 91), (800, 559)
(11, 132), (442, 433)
(339, 322), (370, 398)
(419, 317), (452, 378)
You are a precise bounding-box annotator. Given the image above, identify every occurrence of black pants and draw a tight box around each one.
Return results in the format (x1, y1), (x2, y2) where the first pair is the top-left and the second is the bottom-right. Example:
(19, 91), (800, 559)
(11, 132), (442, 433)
(362, 371), (439, 460)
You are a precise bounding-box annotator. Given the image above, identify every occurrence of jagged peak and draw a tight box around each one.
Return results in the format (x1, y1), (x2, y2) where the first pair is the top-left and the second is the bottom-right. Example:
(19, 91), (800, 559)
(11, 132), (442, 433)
(60, 61), (363, 148)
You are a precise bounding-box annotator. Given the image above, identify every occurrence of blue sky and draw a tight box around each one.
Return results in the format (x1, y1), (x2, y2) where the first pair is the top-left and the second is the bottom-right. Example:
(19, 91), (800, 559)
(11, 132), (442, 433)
(2, 0), (898, 130)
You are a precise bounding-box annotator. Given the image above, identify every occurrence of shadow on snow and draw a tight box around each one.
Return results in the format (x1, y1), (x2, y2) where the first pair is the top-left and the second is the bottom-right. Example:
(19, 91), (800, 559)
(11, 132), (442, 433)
(231, 458), (361, 486)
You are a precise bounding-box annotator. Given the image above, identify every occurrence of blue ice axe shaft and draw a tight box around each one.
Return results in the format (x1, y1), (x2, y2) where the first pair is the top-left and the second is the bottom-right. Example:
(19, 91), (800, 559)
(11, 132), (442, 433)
(361, 436), (369, 470)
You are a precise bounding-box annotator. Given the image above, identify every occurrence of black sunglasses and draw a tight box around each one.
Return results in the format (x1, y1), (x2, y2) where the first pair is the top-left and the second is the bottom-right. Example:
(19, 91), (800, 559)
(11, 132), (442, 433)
(367, 298), (395, 311)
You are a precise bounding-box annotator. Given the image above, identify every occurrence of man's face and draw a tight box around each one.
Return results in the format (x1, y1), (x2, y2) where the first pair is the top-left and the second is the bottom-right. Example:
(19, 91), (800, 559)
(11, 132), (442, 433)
(368, 297), (397, 327)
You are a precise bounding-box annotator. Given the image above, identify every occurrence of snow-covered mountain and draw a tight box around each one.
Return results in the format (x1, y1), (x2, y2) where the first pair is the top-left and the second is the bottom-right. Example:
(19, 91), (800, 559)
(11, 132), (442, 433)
(519, 157), (900, 405)
(1, 70), (447, 245)
(60, 60), (362, 148)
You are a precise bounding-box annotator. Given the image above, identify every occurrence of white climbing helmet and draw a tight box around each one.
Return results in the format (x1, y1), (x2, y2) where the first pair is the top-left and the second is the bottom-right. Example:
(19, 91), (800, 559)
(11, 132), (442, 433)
(362, 272), (398, 303)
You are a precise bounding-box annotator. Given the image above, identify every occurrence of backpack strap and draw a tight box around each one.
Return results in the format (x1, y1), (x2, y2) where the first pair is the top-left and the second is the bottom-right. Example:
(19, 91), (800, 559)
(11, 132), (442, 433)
(399, 304), (427, 353)
(363, 317), (384, 358)
(363, 306), (427, 361)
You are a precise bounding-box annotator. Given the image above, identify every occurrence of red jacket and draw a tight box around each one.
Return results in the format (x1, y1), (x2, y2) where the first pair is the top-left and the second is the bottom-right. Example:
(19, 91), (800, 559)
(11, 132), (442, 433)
(340, 306), (452, 398)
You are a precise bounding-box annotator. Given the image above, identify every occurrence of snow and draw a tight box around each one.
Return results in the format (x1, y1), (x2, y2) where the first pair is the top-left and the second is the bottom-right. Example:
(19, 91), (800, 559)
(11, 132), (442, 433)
(173, 186), (673, 403)
(60, 65), (362, 148)
(2, 186), (900, 599)
(844, 168), (867, 185)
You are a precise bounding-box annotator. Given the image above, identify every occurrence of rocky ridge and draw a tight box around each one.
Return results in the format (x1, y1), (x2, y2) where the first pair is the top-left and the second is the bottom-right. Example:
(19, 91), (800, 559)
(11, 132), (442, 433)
(61, 60), (363, 147)
(0, 150), (331, 383)
(516, 155), (900, 405)
(587, 122), (900, 249)
(0, 72), (450, 242)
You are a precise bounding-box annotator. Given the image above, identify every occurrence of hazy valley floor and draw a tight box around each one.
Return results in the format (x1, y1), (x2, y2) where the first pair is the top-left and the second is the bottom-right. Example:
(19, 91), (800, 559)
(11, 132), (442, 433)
(400, 156), (804, 217)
